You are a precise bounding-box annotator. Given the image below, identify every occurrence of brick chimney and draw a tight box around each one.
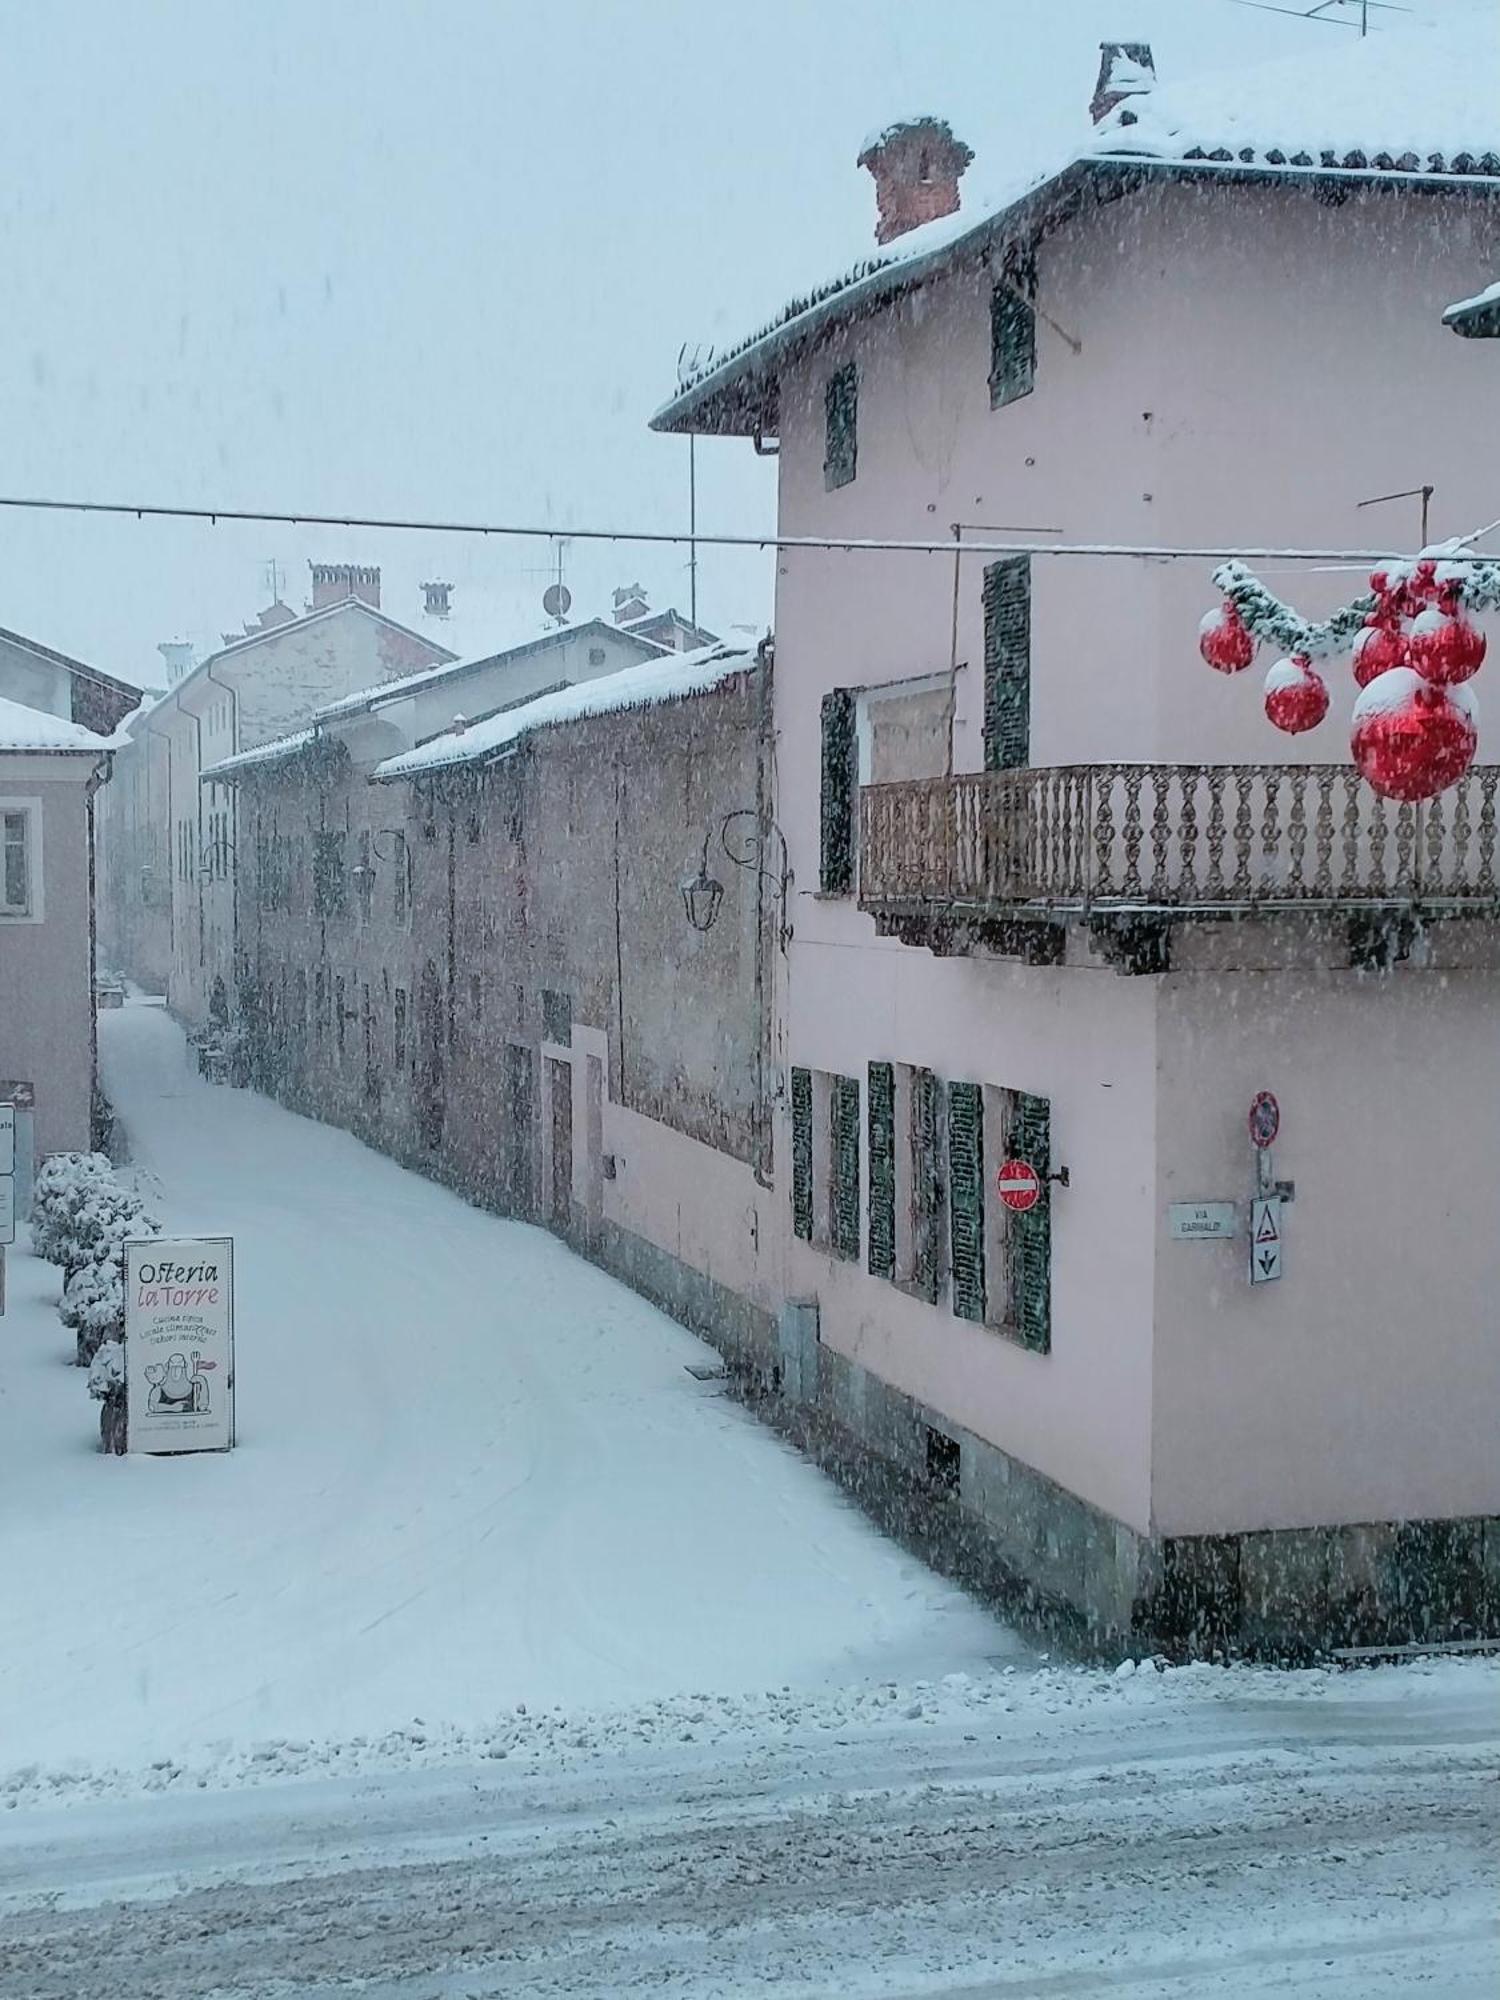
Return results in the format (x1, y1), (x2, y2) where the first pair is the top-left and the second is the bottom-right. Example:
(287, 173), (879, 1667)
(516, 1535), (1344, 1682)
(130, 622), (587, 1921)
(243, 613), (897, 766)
(422, 580), (453, 618)
(309, 562), (381, 611)
(857, 117), (973, 246)
(613, 584), (650, 625)
(1090, 42), (1155, 126)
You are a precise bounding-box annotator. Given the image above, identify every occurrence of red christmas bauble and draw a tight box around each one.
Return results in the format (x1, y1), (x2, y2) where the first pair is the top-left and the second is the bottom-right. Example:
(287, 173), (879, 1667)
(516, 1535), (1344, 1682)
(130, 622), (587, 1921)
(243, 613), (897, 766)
(1351, 669), (1478, 802)
(1407, 603), (1486, 685)
(1198, 600), (1255, 673)
(1352, 620), (1408, 687)
(1263, 655), (1329, 735)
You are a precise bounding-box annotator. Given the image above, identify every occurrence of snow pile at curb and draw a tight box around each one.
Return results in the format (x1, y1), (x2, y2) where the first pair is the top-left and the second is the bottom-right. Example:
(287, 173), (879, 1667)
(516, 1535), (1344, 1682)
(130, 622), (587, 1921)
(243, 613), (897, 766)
(5, 1654), (1492, 1816)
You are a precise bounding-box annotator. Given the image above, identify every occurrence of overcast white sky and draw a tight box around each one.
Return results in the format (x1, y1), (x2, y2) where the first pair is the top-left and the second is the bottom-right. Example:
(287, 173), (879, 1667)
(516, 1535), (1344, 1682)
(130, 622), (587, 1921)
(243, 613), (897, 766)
(0, 0), (1481, 685)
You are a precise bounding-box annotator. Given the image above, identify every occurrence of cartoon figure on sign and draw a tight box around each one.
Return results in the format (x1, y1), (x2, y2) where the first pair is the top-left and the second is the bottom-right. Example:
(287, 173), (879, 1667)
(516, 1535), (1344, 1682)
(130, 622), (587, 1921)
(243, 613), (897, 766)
(144, 1351), (211, 1415)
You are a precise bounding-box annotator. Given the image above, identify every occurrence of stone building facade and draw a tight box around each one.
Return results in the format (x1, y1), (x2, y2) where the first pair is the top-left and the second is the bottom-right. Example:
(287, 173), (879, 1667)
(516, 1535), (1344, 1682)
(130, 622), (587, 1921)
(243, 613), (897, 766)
(211, 644), (783, 1362)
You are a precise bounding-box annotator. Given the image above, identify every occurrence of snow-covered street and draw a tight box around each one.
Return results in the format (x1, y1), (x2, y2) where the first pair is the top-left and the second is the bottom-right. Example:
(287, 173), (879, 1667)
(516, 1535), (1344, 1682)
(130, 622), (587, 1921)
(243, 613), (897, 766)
(1, 1657), (1496, 1996)
(1, 999), (1017, 1775)
(3, 1000), (1498, 1996)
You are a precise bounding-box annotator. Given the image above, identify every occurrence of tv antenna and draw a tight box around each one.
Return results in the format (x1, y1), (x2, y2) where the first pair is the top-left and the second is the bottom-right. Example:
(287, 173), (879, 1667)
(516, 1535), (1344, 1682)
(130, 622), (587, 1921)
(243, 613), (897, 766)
(262, 557), (286, 604)
(678, 344), (714, 630)
(1226, 0), (1410, 32)
(541, 538), (571, 626)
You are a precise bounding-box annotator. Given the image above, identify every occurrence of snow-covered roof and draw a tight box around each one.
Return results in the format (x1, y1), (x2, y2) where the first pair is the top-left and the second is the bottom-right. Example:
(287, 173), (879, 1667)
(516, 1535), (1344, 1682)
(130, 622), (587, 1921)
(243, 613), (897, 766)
(0, 693), (121, 754)
(310, 618), (668, 725)
(372, 641), (754, 783)
(201, 728), (319, 781)
(1445, 277), (1500, 338)
(655, 20), (1500, 437)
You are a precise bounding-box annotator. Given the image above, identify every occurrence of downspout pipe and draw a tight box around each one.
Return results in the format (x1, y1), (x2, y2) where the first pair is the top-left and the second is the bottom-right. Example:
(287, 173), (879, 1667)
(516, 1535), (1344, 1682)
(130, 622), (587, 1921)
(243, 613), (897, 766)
(85, 752), (112, 1146)
(752, 630), (775, 1192)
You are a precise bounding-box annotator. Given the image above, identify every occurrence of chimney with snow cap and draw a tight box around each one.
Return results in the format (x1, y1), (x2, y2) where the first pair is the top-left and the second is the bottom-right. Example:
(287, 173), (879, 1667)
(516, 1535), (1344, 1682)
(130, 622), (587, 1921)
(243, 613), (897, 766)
(1091, 42), (1155, 126)
(857, 116), (973, 246)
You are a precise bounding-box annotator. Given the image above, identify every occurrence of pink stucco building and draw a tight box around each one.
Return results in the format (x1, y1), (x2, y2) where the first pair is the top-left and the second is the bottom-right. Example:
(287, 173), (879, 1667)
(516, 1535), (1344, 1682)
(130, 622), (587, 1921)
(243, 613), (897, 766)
(655, 29), (1500, 1650)
(0, 696), (118, 1171)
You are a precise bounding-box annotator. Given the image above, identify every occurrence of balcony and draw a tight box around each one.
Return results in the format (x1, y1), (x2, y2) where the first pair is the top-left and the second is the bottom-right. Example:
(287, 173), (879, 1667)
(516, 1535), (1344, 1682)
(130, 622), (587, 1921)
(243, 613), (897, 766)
(858, 764), (1500, 972)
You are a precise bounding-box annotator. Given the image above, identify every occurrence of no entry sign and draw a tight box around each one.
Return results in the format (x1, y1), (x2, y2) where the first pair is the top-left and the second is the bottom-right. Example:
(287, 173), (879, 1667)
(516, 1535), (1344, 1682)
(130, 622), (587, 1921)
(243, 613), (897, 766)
(996, 1159), (1041, 1213)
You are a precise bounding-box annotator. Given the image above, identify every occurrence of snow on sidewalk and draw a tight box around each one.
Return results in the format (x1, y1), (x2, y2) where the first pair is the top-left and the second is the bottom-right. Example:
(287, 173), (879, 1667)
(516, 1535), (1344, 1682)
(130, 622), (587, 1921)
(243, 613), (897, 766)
(0, 1000), (1020, 1778)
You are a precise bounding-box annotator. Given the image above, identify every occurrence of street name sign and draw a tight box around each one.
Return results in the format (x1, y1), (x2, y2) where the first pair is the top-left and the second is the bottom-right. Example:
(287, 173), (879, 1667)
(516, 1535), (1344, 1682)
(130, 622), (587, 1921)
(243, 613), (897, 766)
(0, 1104), (13, 1176)
(1169, 1201), (1238, 1241)
(0, 1173), (12, 1248)
(124, 1237), (235, 1454)
(1250, 1198), (1282, 1284)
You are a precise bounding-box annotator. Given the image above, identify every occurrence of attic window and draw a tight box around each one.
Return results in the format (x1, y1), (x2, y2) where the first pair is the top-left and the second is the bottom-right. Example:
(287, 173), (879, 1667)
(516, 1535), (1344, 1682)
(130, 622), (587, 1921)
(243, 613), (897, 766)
(990, 264), (1036, 410)
(588, 646), (607, 667)
(824, 361), (858, 490)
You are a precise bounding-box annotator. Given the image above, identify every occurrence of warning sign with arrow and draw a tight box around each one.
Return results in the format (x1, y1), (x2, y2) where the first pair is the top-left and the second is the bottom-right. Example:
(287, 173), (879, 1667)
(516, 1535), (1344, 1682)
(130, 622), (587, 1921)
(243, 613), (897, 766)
(1249, 1197), (1282, 1285)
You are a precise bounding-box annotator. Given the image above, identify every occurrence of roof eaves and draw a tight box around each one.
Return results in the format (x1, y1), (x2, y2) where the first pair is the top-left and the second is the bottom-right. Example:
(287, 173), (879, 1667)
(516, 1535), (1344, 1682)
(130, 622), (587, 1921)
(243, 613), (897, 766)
(653, 152), (1500, 437)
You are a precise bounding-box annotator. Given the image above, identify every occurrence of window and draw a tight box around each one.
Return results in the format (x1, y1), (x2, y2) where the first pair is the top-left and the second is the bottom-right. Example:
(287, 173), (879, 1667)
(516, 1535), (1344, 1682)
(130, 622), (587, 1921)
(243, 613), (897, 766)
(823, 360), (857, 489)
(0, 807), (34, 918)
(790, 1065), (859, 1259)
(819, 689), (857, 895)
(791, 1066), (814, 1241)
(391, 830), (408, 923)
(857, 674), (952, 788)
(830, 1073), (861, 1261)
(313, 830), (347, 917)
(542, 988), (572, 1046)
(982, 556), (1032, 771)
(948, 1077), (1054, 1349)
(394, 987), (407, 1070)
(989, 264), (1036, 409)
(867, 1061), (896, 1280)
(947, 1080), (986, 1323)
(356, 830), (373, 922)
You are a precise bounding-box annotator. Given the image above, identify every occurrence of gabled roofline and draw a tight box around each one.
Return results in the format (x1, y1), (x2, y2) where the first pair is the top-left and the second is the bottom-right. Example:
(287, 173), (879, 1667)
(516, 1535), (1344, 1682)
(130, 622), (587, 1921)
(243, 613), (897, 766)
(311, 618), (668, 725)
(168, 595), (459, 711)
(0, 621), (149, 702)
(652, 154), (1500, 438)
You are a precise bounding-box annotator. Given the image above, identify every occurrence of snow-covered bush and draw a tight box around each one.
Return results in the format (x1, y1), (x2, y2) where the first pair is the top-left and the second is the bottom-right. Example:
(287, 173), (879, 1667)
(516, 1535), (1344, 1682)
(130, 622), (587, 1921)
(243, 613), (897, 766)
(87, 1337), (128, 1455)
(28, 1152), (113, 1266)
(86, 1337), (125, 1401)
(57, 1178), (160, 1287)
(62, 1259), (127, 1364)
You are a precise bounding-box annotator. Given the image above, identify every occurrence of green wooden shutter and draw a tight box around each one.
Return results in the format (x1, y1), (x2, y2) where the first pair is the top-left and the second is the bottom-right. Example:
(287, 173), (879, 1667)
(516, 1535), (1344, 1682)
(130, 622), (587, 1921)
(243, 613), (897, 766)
(912, 1067), (942, 1303)
(791, 1065), (813, 1241)
(947, 1080), (985, 1322)
(1008, 1092), (1052, 1352)
(833, 1074), (861, 1262)
(824, 362), (858, 489)
(989, 270), (1036, 409)
(820, 689), (857, 894)
(867, 1061), (896, 1280)
(983, 558), (1032, 771)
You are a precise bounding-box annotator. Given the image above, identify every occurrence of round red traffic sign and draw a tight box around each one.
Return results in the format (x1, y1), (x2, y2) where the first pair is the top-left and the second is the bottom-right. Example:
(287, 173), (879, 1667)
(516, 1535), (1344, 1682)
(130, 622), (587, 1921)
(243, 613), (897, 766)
(1248, 1091), (1280, 1149)
(996, 1159), (1041, 1213)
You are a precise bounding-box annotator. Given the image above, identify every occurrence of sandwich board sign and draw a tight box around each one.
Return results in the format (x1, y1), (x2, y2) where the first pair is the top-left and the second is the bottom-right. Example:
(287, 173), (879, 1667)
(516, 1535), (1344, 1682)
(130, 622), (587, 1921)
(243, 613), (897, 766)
(124, 1237), (235, 1453)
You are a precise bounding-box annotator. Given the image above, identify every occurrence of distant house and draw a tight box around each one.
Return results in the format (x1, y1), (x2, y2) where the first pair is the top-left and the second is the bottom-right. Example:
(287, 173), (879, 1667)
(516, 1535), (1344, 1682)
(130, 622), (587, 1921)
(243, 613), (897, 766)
(609, 584), (717, 656)
(98, 564), (458, 1020)
(0, 693), (117, 1168)
(0, 624), (145, 738)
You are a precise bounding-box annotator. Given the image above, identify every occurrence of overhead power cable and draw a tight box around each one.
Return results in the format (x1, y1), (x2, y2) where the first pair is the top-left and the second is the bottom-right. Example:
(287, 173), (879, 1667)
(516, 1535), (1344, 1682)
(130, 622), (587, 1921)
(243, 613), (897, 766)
(0, 492), (1491, 565)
